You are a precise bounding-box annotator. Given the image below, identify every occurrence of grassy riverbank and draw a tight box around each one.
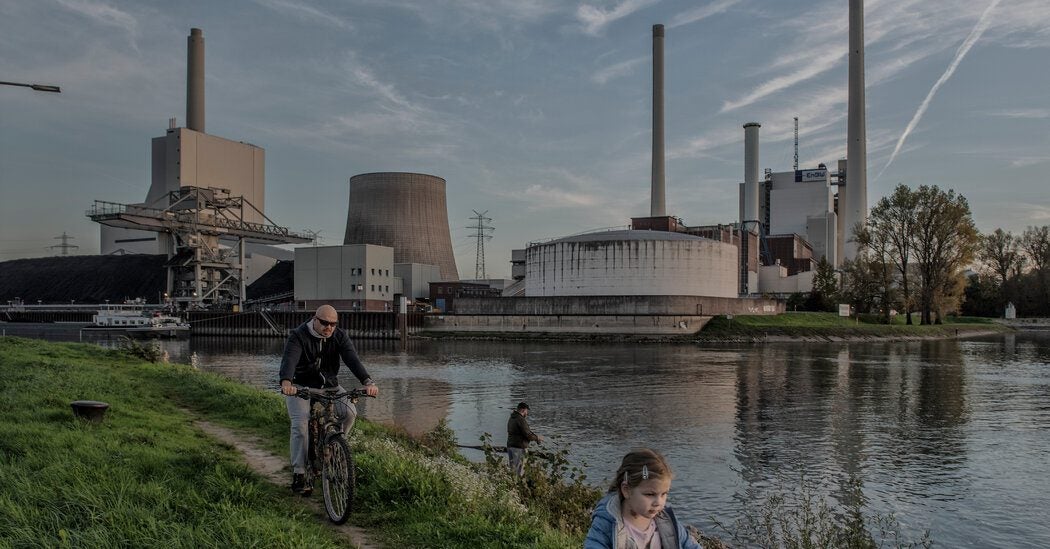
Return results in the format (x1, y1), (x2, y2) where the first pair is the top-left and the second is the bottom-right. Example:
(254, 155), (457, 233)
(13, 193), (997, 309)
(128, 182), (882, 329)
(696, 312), (1009, 341)
(0, 337), (584, 548)
(1, 337), (937, 548)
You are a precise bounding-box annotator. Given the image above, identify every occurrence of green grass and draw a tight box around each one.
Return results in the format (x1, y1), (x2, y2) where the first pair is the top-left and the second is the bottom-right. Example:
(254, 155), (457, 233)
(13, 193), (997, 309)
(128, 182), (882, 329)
(699, 312), (1007, 340)
(0, 337), (342, 548)
(0, 337), (581, 548)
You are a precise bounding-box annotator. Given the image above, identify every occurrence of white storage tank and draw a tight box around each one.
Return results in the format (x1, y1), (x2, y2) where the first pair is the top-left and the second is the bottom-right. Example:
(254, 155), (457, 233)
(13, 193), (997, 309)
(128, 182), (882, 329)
(525, 230), (738, 298)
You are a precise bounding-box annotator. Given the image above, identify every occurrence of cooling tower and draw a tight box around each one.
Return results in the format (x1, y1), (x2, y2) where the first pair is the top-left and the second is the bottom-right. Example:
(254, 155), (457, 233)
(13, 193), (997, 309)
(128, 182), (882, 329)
(344, 172), (460, 281)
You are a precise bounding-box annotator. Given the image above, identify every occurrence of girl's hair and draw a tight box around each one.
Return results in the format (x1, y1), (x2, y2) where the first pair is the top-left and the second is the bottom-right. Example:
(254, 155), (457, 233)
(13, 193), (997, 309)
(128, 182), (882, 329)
(607, 448), (673, 495)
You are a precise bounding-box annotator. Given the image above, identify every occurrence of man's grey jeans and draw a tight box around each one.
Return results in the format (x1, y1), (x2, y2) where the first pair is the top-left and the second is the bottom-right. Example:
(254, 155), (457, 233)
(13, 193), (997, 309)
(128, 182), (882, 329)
(507, 446), (526, 476)
(286, 387), (357, 474)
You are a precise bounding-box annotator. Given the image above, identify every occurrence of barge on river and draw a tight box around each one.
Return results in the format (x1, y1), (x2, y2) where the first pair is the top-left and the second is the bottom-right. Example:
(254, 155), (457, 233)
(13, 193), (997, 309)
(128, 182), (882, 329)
(84, 304), (190, 338)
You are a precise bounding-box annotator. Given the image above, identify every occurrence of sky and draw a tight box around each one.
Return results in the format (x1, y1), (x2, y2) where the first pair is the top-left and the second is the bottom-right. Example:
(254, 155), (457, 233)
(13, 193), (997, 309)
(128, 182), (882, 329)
(2, 0), (1049, 278)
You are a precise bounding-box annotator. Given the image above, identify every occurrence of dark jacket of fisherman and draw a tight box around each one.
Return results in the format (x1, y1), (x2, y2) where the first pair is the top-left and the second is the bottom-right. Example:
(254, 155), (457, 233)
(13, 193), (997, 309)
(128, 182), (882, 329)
(506, 409), (540, 450)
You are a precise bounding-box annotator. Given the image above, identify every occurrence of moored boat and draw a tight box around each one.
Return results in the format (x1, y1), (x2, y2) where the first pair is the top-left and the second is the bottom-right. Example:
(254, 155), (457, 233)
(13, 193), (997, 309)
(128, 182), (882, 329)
(84, 303), (190, 338)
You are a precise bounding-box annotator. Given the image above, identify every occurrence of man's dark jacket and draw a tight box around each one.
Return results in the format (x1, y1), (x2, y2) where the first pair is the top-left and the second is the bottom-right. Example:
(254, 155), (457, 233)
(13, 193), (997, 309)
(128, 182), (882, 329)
(507, 410), (539, 449)
(278, 321), (371, 389)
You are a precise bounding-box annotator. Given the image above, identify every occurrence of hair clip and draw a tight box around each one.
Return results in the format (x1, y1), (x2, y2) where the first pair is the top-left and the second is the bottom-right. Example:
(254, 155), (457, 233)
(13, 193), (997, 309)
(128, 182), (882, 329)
(623, 471), (630, 484)
(641, 465), (649, 480)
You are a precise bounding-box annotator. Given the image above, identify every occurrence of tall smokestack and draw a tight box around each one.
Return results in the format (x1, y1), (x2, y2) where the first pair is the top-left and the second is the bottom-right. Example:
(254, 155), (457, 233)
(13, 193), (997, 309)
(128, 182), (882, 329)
(844, 0), (867, 260)
(743, 122), (761, 231)
(187, 28), (205, 133)
(651, 24), (666, 217)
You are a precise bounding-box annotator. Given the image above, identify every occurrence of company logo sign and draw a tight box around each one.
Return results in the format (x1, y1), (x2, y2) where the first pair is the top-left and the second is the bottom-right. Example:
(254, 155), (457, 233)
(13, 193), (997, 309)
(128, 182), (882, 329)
(795, 169), (828, 182)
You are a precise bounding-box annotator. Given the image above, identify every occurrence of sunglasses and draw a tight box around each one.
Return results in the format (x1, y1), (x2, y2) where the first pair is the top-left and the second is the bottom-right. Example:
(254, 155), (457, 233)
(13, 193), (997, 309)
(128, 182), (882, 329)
(314, 317), (338, 328)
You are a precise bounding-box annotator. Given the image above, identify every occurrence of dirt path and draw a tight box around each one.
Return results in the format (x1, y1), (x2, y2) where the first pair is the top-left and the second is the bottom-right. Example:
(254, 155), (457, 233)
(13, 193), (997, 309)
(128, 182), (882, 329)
(192, 419), (382, 549)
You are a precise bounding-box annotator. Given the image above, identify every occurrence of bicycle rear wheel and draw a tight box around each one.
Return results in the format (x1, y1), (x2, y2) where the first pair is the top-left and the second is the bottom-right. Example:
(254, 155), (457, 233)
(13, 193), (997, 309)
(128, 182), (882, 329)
(321, 433), (355, 524)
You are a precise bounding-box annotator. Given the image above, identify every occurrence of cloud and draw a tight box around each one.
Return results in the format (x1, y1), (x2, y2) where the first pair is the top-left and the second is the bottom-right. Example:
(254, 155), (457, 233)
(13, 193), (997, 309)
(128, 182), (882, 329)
(591, 55), (645, 85)
(357, 0), (563, 32)
(250, 0), (353, 29)
(985, 108), (1050, 119)
(720, 49), (845, 113)
(521, 184), (597, 207)
(54, 0), (137, 35)
(667, 0), (741, 29)
(576, 0), (659, 36)
(877, 0), (1004, 181)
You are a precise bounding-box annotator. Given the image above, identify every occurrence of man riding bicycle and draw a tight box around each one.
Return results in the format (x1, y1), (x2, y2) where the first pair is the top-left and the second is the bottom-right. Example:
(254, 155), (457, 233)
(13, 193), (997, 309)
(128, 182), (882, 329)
(279, 304), (379, 495)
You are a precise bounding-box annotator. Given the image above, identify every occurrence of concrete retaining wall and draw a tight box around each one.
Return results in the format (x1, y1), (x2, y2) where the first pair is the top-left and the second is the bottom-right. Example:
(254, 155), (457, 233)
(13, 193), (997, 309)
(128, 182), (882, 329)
(422, 314), (711, 335)
(451, 295), (782, 316)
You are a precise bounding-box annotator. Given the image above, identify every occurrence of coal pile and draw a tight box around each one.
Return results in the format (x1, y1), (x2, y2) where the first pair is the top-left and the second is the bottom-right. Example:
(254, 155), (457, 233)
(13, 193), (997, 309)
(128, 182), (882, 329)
(0, 255), (166, 304)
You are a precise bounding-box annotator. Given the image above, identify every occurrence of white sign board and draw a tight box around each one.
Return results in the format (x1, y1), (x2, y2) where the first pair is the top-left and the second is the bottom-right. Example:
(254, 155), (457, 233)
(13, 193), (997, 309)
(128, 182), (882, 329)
(838, 304), (851, 317)
(797, 169), (828, 182)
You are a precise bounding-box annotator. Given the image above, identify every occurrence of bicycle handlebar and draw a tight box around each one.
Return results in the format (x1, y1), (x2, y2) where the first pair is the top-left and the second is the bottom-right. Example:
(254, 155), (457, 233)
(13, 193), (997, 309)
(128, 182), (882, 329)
(291, 386), (376, 401)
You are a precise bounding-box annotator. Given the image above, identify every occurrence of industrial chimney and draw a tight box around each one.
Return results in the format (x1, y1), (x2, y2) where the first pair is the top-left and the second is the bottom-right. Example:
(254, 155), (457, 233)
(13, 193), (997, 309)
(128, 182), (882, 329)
(187, 28), (205, 133)
(742, 122), (761, 231)
(650, 24), (666, 217)
(843, 0), (867, 260)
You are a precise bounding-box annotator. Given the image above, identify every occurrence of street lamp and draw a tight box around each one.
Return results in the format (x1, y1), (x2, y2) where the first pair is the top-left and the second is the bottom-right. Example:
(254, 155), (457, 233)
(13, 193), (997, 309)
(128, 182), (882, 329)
(0, 80), (61, 93)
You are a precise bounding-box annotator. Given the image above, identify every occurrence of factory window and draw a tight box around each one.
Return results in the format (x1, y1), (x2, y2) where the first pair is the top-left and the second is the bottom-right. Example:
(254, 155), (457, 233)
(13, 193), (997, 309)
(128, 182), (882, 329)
(371, 268), (375, 275)
(385, 285), (389, 292)
(371, 284), (375, 292)
(385, 269), (389, 276)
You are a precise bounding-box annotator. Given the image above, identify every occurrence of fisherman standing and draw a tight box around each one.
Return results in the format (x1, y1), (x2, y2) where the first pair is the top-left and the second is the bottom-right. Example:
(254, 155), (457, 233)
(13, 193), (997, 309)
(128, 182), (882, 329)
(506, 401), (543, 476)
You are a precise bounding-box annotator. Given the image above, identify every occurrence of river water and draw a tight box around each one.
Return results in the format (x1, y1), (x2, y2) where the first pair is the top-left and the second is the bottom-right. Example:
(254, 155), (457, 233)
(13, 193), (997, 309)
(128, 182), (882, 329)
(11, 325), (1050, 547)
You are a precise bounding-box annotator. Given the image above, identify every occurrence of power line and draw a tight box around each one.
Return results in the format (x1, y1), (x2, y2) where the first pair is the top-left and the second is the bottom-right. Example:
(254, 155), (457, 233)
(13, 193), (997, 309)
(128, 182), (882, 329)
(466, 210), (493, 280)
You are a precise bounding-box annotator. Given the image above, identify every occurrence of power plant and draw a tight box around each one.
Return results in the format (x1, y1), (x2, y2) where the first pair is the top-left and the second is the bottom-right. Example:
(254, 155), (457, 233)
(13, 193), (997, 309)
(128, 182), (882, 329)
(513, 0), (870, 302)
(88, 28), (308, 309)
(69, 0), (872, 319)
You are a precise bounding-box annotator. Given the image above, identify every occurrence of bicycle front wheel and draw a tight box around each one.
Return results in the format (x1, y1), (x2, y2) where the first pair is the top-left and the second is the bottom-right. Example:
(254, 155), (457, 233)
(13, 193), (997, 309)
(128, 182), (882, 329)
(321, 433), (355, 524)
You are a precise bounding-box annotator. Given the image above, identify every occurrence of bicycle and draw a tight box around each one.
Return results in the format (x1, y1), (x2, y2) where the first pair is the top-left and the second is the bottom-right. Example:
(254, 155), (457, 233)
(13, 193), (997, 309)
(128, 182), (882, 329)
(293, 385), (375, 524)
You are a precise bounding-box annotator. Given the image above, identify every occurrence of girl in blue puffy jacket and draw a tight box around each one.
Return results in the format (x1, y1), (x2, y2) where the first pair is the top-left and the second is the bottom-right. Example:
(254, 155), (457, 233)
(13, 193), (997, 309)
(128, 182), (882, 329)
(583, 448), (701, 549)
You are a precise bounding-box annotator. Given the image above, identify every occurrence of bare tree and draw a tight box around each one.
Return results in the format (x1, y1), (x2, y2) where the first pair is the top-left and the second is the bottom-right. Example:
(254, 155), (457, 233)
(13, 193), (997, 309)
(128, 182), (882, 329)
(865, 184), (919, 324)
(980, 228), (1025, 286)
(854, 222), (897, 323)
(912, 186), (979, 324)
(1022, 225), (1050, 311)
(1021, 226), (1050, 273)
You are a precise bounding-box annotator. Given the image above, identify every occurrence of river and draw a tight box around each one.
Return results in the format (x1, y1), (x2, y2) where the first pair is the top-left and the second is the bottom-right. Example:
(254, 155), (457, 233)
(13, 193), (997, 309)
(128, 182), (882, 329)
(10, 325), (1050, 547)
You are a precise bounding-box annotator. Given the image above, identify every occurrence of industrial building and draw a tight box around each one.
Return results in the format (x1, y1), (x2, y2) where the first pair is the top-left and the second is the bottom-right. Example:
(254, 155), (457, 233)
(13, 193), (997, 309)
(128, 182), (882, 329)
(89, 28), (308, 309)
(508, 25), (746, 306)
(510, 0), (871, 303)
(343, 172), (460, 282)
(294, 244), (400, 311)
(726, 0), (868, 296)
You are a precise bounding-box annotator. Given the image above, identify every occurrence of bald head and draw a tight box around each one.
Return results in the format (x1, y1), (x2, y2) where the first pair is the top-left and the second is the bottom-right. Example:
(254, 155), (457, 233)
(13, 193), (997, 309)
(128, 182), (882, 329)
(312, 304), (338, 335)
(315, 304), (337, 320)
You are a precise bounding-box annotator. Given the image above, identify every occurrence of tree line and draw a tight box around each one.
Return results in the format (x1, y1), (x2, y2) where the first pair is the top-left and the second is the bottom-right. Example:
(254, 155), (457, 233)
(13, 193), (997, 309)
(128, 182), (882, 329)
(791, 183), (1050, 323)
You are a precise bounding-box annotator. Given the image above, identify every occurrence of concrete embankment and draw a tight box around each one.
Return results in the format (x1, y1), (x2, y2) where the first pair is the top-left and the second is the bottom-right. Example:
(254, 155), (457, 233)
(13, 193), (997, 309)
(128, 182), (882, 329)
(422, 314), (711, 336)
(424, 295), (782, 338)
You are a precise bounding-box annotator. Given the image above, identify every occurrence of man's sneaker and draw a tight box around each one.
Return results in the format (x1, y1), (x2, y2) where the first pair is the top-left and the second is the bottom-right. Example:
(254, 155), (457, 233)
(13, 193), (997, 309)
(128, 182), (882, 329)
(300, 475), (313, 496)
(291, 473), (306, 494)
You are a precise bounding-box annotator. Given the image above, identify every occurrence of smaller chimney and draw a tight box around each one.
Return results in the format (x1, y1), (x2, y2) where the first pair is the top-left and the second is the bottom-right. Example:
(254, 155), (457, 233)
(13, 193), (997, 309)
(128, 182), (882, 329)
(187, 28), (205, 132)
(650, 24), (666, 217)
(742, 122), (761, 231)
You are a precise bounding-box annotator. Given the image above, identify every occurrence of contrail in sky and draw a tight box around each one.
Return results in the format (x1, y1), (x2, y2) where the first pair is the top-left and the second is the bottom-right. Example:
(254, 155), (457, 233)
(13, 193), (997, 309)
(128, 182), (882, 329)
(876, 0), (1002, 182)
